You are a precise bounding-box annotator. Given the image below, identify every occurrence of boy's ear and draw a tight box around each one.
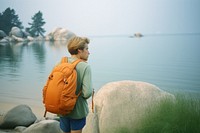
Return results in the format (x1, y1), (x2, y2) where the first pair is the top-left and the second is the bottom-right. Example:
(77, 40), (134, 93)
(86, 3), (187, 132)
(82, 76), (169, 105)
(77, 49), (82, 53)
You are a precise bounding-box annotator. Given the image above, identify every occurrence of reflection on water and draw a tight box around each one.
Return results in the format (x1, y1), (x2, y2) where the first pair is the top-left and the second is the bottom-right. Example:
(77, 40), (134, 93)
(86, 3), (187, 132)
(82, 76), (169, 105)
(0, 41), (45, 80)
(0, 41), (69, 106)
(0, 42), (46, 105)
(0, 35), (200, 106)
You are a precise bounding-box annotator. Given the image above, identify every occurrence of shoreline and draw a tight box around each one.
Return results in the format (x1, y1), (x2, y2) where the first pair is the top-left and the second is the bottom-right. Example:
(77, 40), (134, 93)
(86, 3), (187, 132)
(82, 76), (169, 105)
(0, 101), (49, 119)
(0, 97), (93, 119)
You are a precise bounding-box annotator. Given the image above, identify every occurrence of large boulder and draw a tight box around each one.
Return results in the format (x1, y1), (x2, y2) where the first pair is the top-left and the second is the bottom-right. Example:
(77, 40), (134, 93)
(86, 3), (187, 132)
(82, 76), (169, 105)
(83, 80), (174, 133)
(9, 27), (24, 38)
(22, 120), (62, 133)
(0, 105), (37, 129)
(46, 27), (76, 41)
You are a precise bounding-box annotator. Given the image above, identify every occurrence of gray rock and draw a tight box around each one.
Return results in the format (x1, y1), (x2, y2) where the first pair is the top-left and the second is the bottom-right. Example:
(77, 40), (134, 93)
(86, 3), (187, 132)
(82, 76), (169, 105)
(0, 105), (37, 129)
(0, 38), (9, 44)
(11, 35), (24, 42)
(14, 126), (27, 132)
(27, 36), (34, 41)
(22, 120), (62, 133)
(0, 30), (7, 39)
(23, 31), (30, 38)
(83, 80), (174, 133)
(9, 27), (24, 38)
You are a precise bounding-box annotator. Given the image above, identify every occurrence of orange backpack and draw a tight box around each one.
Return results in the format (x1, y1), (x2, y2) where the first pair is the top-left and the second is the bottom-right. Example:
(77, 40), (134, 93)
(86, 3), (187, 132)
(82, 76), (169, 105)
(43, 57), (81, 117)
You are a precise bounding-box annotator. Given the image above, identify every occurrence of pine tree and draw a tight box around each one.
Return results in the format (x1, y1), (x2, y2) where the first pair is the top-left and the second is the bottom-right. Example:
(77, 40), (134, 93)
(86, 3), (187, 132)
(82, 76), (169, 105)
(28, 11), (46, 37)
(0, 8), (23, 35)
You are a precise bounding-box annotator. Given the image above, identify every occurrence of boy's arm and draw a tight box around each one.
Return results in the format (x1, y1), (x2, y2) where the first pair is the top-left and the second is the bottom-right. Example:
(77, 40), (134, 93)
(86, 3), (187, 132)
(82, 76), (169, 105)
(82, 65), (93, 99)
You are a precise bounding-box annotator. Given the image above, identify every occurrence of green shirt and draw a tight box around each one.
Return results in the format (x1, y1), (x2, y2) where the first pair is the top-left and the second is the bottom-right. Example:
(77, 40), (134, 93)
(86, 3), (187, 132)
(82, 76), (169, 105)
(62, 57), (93, 119)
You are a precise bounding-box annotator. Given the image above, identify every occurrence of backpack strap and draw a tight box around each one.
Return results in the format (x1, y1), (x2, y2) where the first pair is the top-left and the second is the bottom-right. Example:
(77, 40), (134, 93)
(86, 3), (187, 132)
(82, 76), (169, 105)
(61, 56), (82, 92)
(71, 59), (82, 68)
(61, 57), (82, 67)
(61, 57), (68, 63)
(71, 59), (82, 95)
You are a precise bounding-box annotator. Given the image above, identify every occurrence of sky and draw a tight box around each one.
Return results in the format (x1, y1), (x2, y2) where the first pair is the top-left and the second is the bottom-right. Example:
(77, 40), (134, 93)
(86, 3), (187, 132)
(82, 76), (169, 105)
(0, 0), (200, 36)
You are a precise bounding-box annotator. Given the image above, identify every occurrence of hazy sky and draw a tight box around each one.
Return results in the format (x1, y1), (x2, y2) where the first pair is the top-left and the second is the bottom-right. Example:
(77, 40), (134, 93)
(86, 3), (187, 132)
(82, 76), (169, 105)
(1, 0), (200, 36)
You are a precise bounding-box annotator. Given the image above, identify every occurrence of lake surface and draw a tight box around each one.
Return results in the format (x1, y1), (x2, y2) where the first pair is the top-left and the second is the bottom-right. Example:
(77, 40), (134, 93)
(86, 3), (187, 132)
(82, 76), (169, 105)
(0, 34), (200, 106)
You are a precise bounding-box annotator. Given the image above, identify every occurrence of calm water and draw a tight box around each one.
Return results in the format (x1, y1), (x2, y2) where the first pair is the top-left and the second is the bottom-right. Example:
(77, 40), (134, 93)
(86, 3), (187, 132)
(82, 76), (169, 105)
(0, 34), (200, 106)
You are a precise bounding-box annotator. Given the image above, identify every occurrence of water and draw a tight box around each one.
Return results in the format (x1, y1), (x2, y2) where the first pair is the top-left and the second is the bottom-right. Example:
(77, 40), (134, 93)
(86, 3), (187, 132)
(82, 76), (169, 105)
(0, 34), (200, 106)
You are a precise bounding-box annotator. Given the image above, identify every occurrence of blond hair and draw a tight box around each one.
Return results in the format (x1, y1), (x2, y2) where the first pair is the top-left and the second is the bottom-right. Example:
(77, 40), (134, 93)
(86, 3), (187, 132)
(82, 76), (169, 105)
(67, 36), (90, 55)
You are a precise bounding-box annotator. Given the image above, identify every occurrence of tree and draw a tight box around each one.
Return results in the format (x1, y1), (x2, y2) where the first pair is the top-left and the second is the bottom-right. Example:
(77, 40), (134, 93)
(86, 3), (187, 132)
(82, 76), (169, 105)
(27, 11), (46, 37)
(0, 8), (23, 35)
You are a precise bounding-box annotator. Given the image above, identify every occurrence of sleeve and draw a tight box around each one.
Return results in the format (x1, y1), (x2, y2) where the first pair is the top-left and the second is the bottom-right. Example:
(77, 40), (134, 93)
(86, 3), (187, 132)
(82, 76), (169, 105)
(81, 65), (93, 99)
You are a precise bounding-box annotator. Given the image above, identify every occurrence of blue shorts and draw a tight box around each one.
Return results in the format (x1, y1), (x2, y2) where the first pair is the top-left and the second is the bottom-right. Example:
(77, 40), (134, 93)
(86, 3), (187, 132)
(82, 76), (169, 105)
(60, 117), (86, 132)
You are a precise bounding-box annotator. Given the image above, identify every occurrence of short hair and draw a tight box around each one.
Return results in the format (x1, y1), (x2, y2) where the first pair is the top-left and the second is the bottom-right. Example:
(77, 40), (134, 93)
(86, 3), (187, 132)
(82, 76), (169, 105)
(67, 36), (90, 55)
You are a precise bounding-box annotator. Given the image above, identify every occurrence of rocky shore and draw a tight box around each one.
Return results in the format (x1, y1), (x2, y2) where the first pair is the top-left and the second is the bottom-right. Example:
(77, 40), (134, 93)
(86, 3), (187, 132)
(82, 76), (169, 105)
(0, 80), (174, 133)
(0, 27), (76, 44)
(0, 104), (62, 133)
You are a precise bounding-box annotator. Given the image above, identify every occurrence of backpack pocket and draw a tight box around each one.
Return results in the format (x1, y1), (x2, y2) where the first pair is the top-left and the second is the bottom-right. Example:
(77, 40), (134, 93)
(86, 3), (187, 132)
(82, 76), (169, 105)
(60, 94), (78, 114)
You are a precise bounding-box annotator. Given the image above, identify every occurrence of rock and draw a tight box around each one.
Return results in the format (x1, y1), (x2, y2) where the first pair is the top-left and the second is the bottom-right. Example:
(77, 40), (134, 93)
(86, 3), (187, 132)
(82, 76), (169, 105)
(27, 36), (34, 41)
(46, 27), (76, 41)
(0, 129), (12, 133)
(34, 36), (45, 41)
(9, 27), (24, 38)
(0, 37), (9, 44)
(0, 105), (37, 129)
(14, 126), (27, 132)
(11, 35), (24, 42)
(22, 120), (62, 133)
(0, 30), (7, 39)
(134, 33), (143, 37)
(83, 80), (174, 133)
(23, 31), (31, 38)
